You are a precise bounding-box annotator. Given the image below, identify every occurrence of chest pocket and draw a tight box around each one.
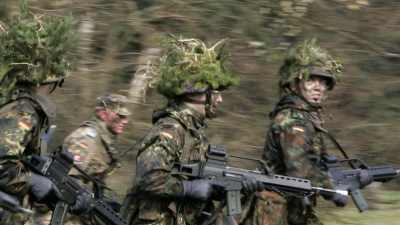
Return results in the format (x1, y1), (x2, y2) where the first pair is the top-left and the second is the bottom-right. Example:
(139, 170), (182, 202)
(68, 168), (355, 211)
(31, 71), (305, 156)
(186, 126), (208, 163)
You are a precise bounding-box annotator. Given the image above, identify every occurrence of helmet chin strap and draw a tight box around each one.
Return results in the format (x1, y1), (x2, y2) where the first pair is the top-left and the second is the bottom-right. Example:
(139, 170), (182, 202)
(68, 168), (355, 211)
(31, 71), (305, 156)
(48, 79), (64, 94)
(179, 90), (217, 119)
(204, 90), (217, 119)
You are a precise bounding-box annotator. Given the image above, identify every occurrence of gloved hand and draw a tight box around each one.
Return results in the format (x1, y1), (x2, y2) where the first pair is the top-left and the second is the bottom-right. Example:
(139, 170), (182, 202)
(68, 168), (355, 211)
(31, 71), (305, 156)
(358, 170), (373, 189)
(323, 184), (350, 207)
(29, 173), (62, 201)
(182, 179), (226, 201)
(71, 192), (95, 215)
(330, 193), (348, 207)
(241, 177), (264, 196)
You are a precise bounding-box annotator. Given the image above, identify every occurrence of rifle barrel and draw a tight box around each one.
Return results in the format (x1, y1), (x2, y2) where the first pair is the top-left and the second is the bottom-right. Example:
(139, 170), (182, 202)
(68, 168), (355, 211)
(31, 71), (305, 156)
(312, 187), (348, 196)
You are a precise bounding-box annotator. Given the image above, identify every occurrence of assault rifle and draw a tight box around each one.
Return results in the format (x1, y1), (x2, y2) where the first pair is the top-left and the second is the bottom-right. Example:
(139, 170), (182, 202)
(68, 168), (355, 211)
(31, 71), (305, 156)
(322, 155), (400, 212)
(23, 145), (127, 225)
(172, 145), (348, 216)
(0, 190), (34, 214)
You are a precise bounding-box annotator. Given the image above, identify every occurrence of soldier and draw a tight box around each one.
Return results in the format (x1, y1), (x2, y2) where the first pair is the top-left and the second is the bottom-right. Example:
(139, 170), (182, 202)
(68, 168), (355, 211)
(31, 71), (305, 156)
(236, 39), (348, 225)
(0, 3), (86, 224)
(120, 36), (264, 225)
(33, 93), (131, 224)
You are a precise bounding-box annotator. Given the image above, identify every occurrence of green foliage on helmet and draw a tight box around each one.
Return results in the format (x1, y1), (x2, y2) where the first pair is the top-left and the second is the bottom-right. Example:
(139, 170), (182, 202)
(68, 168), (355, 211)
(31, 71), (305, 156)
(152, 35), (239, 99)
(0, 1), (78, 95)
(276, 38), (344, 92)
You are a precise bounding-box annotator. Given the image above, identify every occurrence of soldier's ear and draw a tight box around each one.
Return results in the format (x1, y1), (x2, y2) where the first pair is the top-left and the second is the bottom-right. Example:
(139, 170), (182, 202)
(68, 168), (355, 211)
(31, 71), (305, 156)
(290, 83), (297, 91)
(96, 108), (108, 122)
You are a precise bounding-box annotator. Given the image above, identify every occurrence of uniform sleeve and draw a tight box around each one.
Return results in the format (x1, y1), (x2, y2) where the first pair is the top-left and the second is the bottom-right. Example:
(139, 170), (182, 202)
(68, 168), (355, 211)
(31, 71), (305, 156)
(134, 123), (184, 198)
(273, 122), (333, 189)
(0, 102), (38, 194)
(64, 127), (105, 181)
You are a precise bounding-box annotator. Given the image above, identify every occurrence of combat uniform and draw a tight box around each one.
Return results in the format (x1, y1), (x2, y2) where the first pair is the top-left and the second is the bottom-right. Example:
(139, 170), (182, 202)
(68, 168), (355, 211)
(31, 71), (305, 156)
(34, 93), (130, 225)
(120, 104), (219, 225)
(67, 116), (119, 182)
(239, 93), (334, 225)
(0, 85), (55, 224)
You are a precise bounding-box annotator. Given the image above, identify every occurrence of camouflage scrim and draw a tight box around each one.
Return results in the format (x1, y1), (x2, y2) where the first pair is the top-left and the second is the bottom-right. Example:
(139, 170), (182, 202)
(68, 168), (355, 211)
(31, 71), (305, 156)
(97, 93), (132, 116)
(151, 35), (239, 98)
(276, 38), (344, 92)
(120, 104), (216, 225)
(0, 2), (77, 95)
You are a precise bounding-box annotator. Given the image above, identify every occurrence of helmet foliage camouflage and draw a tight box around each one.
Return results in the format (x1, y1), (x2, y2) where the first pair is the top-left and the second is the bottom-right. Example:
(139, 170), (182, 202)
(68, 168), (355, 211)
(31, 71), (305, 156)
(276, 38), (343, 92)
(153, 35), (239, 99)
(0, 1), (77, 95)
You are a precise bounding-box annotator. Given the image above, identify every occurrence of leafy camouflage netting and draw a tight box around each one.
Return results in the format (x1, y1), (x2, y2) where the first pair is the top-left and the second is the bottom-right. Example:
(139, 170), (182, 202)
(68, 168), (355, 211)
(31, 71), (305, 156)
(0, 1), (77, 95)
(277, 38), (344, 92)
(151, 35), (239, 99)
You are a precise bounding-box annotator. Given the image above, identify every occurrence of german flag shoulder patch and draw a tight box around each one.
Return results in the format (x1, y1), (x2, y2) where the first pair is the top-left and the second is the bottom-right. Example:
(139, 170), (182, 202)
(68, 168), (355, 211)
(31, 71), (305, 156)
(161, 131), (174, 139)
(18, 120), (31, 130)
(292, 126), (304, 132)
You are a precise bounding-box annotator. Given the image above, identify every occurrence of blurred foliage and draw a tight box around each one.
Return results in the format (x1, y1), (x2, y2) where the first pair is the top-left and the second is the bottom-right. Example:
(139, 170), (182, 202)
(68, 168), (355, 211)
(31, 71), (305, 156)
(1, 0), (400, 222)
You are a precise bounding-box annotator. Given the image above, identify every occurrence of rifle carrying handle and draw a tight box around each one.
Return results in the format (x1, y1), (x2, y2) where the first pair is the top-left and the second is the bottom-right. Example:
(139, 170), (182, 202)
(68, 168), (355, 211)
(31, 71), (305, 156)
(350, 188), (369, 212)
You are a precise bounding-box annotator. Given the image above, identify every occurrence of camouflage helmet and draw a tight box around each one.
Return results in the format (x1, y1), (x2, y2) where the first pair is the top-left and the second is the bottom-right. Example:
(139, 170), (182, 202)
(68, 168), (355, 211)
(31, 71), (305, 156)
(97, 93), (131, 116)
(0, 2), (77, 95)
(153, 35), (239, 99)
(276, 38), (343, 92)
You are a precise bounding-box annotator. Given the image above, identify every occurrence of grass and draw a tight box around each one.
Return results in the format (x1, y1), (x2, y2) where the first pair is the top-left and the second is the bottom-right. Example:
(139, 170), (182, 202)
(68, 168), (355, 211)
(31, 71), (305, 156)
(314, 191), (400, 225)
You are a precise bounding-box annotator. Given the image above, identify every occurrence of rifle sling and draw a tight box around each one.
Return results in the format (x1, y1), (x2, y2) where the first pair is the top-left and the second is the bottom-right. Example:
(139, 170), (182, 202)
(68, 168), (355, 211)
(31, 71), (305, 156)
(201, 198), (225, 225)
(316, 127), (356, 169)
(276, 107), (353, 167)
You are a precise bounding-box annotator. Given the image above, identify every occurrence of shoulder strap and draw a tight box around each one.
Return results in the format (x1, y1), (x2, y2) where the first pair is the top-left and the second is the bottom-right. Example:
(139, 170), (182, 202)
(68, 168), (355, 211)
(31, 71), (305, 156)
(315, 127), (356, 169)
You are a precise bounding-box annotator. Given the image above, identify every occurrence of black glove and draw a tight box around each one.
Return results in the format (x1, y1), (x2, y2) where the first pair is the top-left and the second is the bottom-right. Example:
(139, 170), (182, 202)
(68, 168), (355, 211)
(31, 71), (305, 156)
(182, 179), (226, 201)
(330, 193), (348, 207)
(358, 170), (373, 189)
(241, 177), (264, 196)
(29, 173), (62, 201)
(323, 184), (350, 207)
(71, 192), (95, 215)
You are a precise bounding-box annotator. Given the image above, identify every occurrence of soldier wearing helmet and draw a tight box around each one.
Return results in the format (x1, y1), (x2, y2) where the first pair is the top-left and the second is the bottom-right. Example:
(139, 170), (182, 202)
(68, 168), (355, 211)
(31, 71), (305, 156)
(0, 4), (77, 224)
(33, 93), (131, 224)
(235, 39), (347, 225)
(120, 36), (262, 225)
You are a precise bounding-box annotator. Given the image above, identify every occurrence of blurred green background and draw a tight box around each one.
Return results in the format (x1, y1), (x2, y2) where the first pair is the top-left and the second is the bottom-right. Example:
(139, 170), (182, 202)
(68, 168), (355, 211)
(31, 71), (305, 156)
(1, 1), (400, 224)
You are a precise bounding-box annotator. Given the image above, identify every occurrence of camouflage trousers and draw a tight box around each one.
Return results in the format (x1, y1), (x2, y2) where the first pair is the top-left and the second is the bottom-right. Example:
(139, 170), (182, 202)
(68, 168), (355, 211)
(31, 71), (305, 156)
(236, 191), (323, 225)
(0, 210), (32, 225)
(31, 208), (94, 225)
(1, 195), (33, 225)
(120, 192), (232, 225)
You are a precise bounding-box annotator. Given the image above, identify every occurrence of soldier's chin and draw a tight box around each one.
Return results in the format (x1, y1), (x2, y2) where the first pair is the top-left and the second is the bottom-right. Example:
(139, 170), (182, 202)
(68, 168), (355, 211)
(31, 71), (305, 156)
(312, 98), (322, 103)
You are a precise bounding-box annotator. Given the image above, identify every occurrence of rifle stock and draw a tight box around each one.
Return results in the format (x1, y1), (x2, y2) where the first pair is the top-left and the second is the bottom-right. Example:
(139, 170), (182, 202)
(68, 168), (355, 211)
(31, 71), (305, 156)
(173, 145), (347, 216)
(323, 155), (400, 212)
(23, 145), (128, 225)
